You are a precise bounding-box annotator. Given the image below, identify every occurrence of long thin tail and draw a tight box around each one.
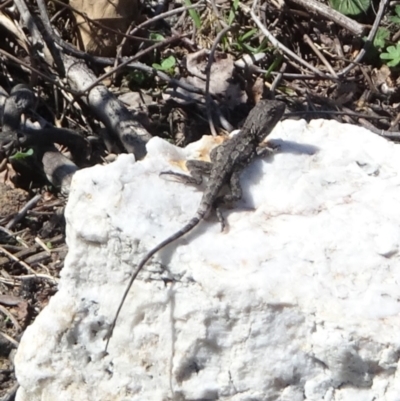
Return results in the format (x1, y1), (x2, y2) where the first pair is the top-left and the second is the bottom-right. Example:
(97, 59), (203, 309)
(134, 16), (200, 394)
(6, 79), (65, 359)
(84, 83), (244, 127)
(104, 216), (201, 351)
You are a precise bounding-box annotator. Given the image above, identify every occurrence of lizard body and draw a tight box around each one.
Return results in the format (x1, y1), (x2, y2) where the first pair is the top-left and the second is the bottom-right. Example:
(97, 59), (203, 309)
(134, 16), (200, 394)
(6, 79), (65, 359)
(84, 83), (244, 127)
(105, 100), (285, 350)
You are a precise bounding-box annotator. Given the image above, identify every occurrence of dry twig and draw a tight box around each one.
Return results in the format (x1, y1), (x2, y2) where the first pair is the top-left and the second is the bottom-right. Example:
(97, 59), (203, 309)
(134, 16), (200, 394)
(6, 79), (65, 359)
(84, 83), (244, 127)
(205, 25), (232, 136)
(289, 0), (366, 36)
(6, 194), (41, 230)
(240, 2), (336, 80)
(0, 304), (21, 331)
(337, 0), (390, 77)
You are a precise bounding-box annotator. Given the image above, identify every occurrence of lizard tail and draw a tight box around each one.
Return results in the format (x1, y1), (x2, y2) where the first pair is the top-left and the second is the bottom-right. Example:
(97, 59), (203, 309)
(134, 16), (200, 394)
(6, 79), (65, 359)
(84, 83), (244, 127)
(104, 216), (201, 351)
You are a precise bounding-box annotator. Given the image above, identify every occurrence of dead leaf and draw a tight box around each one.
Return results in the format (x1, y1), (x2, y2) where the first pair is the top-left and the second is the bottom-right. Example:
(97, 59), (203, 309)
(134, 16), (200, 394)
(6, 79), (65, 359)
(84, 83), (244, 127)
(185, 50), (235, 95)
(170, 50), (245, 108)
(70, 0), (138, 56)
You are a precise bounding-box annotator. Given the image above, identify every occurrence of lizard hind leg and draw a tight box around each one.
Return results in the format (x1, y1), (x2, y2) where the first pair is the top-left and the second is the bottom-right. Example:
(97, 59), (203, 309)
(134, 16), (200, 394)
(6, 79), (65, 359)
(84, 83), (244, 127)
(214, 171), (243, 232)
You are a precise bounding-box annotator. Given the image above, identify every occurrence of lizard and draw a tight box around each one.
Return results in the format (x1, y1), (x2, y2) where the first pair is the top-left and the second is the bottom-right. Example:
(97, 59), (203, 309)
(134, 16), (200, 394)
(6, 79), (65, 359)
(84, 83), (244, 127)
(104, 99), (286, 351)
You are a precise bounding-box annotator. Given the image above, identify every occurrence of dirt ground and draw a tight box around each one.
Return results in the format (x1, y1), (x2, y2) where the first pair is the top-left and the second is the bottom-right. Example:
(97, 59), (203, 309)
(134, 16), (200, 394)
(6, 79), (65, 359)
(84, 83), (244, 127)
(0, 183), (66, 400)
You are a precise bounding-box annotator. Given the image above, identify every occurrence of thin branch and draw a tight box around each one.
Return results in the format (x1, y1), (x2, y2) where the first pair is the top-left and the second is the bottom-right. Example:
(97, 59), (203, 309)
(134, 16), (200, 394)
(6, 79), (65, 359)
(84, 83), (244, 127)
(16, 9), (204, 97)
(34, 237), (52, 255)
(0, 0), (13, 11)
(0, 273), (58, 284)
(6, 194), (41, 230)
(240, 2), (337, 80)
(288, 0), (366, 36)
(358, 118), (400, 139)
(0, 304), (21, 331)
(13, 0), (51, 58)
(205, 25), (232, 136)
(270, 62), (287, 93)
(113, 20), (136, 83)
(287, 110), (390, 120)
(130, 2), (206, 36)
(303, 34), (337, 77)
(36, 0), (66, 74)
(337, 0), (389, 77)
(0, 49), (79, 95)
(0, 245), (37, 275)
(80, 36), (182, 94)
(0, 331), (19, 347)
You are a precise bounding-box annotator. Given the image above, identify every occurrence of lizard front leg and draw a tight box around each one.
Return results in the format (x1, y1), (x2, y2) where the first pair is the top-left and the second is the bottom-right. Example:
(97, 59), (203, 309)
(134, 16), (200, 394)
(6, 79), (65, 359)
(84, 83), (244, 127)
(160, 159), (212, 185)
(256, 141), (280, 157)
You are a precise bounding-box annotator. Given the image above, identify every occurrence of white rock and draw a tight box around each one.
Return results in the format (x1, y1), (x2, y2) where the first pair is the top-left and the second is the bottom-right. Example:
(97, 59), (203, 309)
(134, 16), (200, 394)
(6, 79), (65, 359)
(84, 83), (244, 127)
(15, 119), (400, 401)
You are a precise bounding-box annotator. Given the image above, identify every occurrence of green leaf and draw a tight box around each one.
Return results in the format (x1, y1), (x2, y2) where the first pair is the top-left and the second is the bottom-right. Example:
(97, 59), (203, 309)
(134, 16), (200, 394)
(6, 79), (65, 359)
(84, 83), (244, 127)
(149, 33), (164, 41)
(388, 4), (400, 24)
(239, 28), (258, 42)
(228, 0), (240, 25)
(329, 0), (371, 16)
(152, 56), (176, 73)
(10, 148), (34, 161)
(161, 55), (176, 70)
(373, 28), (390, 49)
(240, 42), (258, 53)
(264, 53), (283, 79)
(380, 44), (400, 67)
(233, 29), (258, 53)
(183, 0), (201, 29)
(255, 38), (270, 53)
(389, 15), (400, 25)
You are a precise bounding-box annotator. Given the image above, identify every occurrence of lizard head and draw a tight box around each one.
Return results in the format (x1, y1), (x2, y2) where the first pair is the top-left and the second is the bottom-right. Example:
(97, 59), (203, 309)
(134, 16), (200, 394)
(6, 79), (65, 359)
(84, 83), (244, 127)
(245, 100), (285, 142)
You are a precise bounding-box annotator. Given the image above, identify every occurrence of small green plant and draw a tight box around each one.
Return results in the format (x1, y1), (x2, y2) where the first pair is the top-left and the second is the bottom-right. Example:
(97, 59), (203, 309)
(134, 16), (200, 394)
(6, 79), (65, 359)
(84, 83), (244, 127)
(329, 0), (370, 16)
(152, 55), (176, 74)
(380, 44), (400, 67)
(227, 0), (239, 25)
(264, 53), (283, 79)
(373, 27), (390, 50)
(183, 0), (201, 29)
(360, 6), (400, 68)
(232, 29), (269, 54)
(149, 33), (165, 41)
(389, 5), (400, 24)
(10, 148), (34, 161)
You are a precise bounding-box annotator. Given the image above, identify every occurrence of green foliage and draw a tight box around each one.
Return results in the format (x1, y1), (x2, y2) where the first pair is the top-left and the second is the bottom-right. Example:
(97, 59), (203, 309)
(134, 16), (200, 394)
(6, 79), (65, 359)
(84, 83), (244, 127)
(183, 0), (201, 29)
(329, 0), (370, 16)
(228, 0), (240, 25)
(263, 53), (283, 79)
(149, 33), (164, 41)
(380, 44), (400, 67)
(233, 29), (270, 54)
(389, 5), (400, 24)
(373, 7), (400, 67)
(10, 148), (34, 161)
(152, 55), (176, 74)
(373, 28), (390, 49)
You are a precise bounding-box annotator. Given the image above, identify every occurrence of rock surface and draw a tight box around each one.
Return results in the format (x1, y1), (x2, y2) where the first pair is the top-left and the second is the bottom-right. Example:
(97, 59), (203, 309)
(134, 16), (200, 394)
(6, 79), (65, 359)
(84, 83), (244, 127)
(15, 119), (400, 401)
